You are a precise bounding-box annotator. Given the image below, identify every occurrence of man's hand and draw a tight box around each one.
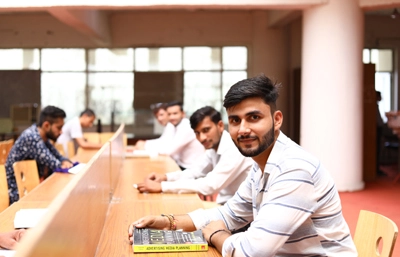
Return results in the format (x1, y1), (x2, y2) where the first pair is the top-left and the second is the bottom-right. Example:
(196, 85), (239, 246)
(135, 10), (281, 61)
(134, 140), (146, 150)
(128, 215), (170, 244)
(0, 229), (26, 250)
(136, 180), (162, 193)
(145, 172), (167, 182)
(60, 160), (73, 169)
(202, 220), (231, 253)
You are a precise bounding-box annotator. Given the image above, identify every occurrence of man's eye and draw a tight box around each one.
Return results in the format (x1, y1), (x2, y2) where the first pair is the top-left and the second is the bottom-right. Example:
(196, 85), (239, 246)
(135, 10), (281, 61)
(250, 115), (259, 120)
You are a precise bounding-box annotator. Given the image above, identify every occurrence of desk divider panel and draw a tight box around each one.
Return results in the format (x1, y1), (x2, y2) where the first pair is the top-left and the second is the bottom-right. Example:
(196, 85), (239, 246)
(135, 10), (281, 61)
(109, 123), (125, 196)
(14, 142), (112, 257)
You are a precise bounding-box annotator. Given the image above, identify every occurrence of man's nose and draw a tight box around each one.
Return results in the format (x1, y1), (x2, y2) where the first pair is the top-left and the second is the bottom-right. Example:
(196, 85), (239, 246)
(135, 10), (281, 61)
(238, 121), (250, 135)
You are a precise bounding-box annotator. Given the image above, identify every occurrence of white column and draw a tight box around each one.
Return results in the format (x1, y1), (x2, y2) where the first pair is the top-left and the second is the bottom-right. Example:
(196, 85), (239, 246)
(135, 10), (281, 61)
(301, 0), (364, 191)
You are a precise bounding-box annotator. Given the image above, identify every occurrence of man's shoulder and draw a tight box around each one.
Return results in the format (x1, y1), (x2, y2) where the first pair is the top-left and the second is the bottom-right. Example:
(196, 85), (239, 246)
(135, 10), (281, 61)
(18, 125), (41, 142)
(65, 117), (81, 127)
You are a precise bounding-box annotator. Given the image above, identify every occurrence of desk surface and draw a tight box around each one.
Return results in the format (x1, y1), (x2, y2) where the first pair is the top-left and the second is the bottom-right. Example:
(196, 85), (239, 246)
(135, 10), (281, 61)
(0, 151), (221, 257)
(97, 155), (221, 257)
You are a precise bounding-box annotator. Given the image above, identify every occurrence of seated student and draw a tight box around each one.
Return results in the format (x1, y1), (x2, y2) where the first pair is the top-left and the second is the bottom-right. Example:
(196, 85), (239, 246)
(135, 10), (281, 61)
(134, 102), (174, 151)
(135, 106), (253, 205)
(5, 106), (73, 204)
(57, 109), (103, 158)
(128, 75), (357, 256)
(140, 101), (204, 170)
(0, 229), (26, 250)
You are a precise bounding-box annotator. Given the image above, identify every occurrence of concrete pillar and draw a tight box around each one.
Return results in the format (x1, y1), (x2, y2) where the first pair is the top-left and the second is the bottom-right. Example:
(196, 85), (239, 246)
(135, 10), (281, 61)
(301, 0), (364, 191)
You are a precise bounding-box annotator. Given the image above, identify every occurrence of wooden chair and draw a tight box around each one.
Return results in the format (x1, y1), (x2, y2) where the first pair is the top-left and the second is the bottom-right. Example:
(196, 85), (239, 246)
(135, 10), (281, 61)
(0, 139), (14, 164)
(354, 210), (398, 257)
(0, 164), (9, 211)
(13, 160), (40, 198)
(83, 132), (100, 144)
(54, 143), (65, 157)
(99, 132), (114, 144)
(99, 132), (127, 146)
(67, 141), (76, 158)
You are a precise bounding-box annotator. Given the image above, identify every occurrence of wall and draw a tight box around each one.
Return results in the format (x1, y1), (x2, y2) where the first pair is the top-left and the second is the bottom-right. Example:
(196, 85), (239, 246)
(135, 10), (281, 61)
(0, 10), (291, 133)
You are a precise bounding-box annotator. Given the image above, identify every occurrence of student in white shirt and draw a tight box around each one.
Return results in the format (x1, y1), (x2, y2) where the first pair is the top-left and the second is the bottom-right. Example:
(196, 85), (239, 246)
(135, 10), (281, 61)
(135, 106), (252, 205)
(57, 109), (103, 157)
(135, 102), (173, 151)
(145, 101), (204, 170)
(128, 75), (357, 256)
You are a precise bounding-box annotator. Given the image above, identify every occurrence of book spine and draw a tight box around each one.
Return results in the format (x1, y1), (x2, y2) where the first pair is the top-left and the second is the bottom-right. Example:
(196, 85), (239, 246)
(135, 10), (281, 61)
(133, 243), (208, 253)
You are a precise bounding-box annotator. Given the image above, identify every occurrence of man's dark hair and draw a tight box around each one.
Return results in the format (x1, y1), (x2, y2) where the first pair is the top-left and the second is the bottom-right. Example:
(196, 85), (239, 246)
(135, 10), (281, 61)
(166, 101), (183, 112)
(223, 74), (281, 113)
(150, 102), (168, 116)
(80, 108), (96, 117)
(190, 106), (222, 130)
(38, 106), (66, 126)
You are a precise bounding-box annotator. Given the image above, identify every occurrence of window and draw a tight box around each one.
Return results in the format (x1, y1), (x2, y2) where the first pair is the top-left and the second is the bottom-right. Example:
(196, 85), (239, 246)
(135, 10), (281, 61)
(0, 49), (40, 70)
(363, 48), (394, 122)
(0, 47), (247, 128)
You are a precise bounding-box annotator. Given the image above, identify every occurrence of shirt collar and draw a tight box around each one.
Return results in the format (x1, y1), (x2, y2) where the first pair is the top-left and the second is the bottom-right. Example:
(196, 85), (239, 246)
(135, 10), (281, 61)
(263, 131), (289, 174)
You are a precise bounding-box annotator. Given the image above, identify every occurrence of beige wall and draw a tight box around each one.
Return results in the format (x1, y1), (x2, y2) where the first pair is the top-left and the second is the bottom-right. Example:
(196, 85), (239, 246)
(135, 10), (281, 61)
(0, 10), (292, 133)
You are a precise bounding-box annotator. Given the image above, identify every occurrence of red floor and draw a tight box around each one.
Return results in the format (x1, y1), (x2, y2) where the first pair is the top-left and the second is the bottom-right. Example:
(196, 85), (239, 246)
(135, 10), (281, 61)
(340, 164), (400, 256)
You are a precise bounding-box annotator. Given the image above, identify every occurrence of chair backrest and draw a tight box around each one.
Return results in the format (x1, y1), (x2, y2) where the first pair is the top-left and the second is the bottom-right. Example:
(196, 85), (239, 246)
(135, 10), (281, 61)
(0, 164), (9, 211)
(0, 139), (14, 165)
(99, 132), (114, 144)
(54, 143), (65, 157)
(354, 210), (398, 257)
(83, 132), (100, 144)
(67, 141), (75, 158)
(12, 160), (40, 198)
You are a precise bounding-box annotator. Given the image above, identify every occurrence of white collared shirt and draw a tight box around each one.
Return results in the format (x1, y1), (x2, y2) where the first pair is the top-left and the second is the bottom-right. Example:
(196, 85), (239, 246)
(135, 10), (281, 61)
(147, 118), (204, 169)
(144, 122), (175, 151)
(161, 131), (252, 204)
(57, 117), (82, 158)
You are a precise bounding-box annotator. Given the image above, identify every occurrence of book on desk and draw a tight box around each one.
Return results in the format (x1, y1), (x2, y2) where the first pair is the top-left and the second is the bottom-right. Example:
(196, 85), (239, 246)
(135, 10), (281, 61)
(133, 227), (208, 253)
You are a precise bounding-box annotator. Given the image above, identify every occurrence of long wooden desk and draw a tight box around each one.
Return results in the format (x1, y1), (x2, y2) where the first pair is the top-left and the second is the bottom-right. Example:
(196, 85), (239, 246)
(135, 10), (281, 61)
(0, 125), (221, 257)
(95, 156), (221, 257)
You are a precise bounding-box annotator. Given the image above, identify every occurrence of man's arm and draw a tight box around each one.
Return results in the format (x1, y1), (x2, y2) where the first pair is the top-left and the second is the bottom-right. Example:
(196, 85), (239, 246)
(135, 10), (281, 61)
(0, 229), (26, 250)
(32, 139), (71, 171)
(161, 150), (251, 196)
(218, 170), (317, 257)
(128, 214), (196, 244)
(74, 138), (103, 150)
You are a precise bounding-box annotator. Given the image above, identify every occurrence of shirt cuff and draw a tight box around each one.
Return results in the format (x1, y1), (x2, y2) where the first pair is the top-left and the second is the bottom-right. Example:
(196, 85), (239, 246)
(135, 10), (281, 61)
(187, 208), (210, 229)
(165, 171), (181, 181)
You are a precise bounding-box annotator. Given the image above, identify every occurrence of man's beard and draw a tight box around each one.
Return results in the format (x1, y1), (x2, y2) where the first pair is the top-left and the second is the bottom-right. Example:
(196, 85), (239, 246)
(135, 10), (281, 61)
(234, 123), (275, 157)
(46, 129), (58, 141)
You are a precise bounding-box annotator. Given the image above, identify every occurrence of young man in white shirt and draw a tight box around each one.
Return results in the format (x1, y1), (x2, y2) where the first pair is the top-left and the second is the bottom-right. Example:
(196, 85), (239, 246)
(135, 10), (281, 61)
(57, 109), (103, 158)
(134, 102), (174, 151)
(135, 106), (252, 205)
(129, 75), (357, 256)
(145, 101), (204, 170)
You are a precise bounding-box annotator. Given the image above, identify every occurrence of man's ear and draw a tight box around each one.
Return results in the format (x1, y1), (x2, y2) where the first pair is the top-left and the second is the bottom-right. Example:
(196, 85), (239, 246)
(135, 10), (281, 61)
(41, 121), (51, 130)
(273, 111), (283, 131)
(217, 120), (224, 132)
